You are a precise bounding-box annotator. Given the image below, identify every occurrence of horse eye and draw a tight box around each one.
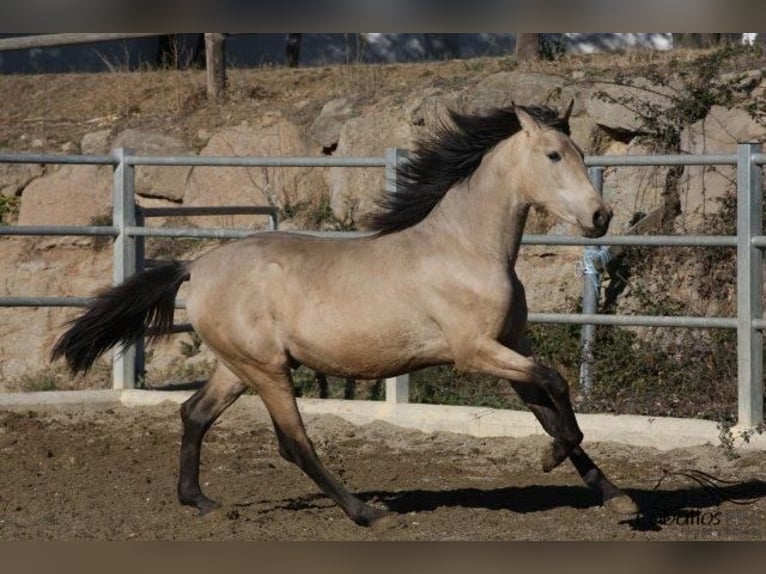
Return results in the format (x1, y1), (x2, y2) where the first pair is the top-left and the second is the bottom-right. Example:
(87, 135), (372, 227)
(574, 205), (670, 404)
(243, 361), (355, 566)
(547, 151), (562, 162)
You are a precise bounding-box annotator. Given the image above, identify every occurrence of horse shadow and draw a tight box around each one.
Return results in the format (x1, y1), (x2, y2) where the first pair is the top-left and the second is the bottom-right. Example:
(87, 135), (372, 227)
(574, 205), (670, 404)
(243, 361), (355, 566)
(252, 476), (766, 533)
(615, 474), (766, 532)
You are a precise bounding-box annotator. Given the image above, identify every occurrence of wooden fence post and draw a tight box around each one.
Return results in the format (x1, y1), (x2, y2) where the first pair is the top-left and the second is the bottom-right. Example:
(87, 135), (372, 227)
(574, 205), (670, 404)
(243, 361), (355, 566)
(205, 33), (226, 102)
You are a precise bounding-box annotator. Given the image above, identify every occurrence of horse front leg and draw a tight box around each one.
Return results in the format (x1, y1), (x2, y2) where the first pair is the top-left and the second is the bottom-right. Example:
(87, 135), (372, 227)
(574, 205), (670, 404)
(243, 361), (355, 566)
(501, 335), (638, 513)
(459, 339), (636, 513)
(509, 379), (638, 514)
(178, 362), (246, 515)
(461, 340), (585, 454)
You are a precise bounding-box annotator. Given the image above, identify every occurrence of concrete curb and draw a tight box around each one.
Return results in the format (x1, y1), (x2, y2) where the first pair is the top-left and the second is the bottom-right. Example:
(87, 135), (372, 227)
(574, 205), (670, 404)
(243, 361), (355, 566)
(0, 389), (124, 411)
(1, 389), (764, 452)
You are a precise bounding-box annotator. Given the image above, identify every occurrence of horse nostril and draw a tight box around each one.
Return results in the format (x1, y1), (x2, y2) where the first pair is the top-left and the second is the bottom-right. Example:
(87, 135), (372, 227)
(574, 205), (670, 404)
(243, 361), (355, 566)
(593, 209), (611, 231)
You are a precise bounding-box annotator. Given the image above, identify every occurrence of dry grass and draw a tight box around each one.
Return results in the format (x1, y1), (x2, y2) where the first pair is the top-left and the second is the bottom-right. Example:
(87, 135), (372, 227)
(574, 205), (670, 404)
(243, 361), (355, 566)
(2, 48), (749, 157)
(5, 45), (760, 158)
(4, 362), (112, 393)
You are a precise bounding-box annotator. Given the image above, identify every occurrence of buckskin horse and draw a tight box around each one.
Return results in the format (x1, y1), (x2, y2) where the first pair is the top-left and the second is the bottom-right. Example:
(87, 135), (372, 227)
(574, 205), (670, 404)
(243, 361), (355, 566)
(52, 103), (638, 526)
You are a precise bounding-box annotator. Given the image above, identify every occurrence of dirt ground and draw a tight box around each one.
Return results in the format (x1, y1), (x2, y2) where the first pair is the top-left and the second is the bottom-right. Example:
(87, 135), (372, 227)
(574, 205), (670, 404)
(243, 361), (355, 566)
(1, 399), (764, 541)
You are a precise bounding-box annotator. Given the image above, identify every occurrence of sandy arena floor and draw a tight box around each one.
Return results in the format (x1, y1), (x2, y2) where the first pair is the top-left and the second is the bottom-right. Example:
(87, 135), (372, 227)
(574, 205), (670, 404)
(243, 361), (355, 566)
(1, 399), (765, 540)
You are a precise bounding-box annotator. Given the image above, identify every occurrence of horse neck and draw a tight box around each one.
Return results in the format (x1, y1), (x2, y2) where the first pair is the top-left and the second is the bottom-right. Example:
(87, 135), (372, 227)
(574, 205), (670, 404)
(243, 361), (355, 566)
(417, 143), (531, 268)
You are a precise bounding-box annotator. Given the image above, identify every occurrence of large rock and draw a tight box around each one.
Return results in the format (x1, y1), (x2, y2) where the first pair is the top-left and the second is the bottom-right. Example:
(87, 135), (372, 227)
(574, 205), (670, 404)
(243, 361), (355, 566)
(455, 71), (595, 149)
(328, 110), (414, 224)
(0, 237), (210, 385)
(0, 162), (44, 198)
(601, 140), (671, 232)
(516, 245), (586, 311)
(17, 165), (112, 226)
(184, 118), (325, 228)
(112, 129), (192, 202)
(569, 115), (597, 153)
(0, 239), (112, 381)
(678, 105), (766, 231)
(309, 98), (357, 150)
(463, 72), (569, 112)
(80, 129), (113, 155)
(403, 87), (457, 126)
(586, 78), (676, 133)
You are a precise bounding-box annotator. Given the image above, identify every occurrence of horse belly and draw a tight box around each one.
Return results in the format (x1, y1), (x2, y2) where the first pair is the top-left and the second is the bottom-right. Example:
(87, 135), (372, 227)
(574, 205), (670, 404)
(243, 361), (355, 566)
(285, 306), (449, 379)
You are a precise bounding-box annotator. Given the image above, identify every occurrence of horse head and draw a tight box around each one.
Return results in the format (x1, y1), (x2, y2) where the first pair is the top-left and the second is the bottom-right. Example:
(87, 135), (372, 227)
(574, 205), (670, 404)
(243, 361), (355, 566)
(513, 106), (612, 238)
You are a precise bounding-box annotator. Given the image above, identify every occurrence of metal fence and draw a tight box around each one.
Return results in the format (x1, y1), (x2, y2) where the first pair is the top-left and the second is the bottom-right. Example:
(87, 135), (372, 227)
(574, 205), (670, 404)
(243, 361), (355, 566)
(0, 145), (763, 429)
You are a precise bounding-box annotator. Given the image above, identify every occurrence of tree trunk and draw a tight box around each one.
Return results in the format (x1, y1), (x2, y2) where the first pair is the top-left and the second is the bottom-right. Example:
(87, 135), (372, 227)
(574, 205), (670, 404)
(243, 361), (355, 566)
(515, 33), (540, 61)
(673, 33), (724, 49)
(286, 33), (302, 68)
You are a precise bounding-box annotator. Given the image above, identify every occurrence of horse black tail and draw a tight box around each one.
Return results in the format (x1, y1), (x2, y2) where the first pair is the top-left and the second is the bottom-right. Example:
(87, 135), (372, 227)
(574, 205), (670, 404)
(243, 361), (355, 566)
(51, 261), (190, 374)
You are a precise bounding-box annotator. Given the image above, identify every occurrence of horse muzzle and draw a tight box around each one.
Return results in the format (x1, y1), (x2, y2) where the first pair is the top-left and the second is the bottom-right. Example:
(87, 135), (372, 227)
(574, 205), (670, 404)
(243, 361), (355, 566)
(583, 207), (612, 238)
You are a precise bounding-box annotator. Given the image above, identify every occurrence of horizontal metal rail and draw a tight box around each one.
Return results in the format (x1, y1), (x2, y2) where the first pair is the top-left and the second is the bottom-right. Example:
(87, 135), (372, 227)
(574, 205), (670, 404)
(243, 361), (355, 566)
(0, 226), (753, 301)
(0, 225), (117, 236)
(125, 155), (387, 168)
(521, 234), (737, 247)
(584, 153), (738, 167)
(0, 297), (746, 330)
(0, 227), (742, 248)
(529, 312), (738, 329)
(3, 151), (761, 169)
(141, 206), (277, 218)
(127, 226), (256, 240)
(128, 229), (749, 246)
(0, 153), (117, 165)
(137, 205), (279, 233)
(0, 296), (92, 307)
(0, 153), (388, 168)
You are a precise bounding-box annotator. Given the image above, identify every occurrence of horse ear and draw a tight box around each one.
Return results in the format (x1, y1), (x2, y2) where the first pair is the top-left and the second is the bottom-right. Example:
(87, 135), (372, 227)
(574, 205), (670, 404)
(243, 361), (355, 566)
(563, 99), (574, 122)
(515, 107), (541, 134)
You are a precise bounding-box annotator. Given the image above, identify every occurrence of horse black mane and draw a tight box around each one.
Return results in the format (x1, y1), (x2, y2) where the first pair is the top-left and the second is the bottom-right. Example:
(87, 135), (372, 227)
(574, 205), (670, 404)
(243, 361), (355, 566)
(367, 105), (570, 235)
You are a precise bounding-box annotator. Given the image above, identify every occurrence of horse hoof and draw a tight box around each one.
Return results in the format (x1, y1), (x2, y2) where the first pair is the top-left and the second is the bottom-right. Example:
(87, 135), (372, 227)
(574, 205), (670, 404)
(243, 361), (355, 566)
(182, 495), (222, 516)
(354, 505), (393, 528)
(541, 440), (569, 473)
(368, 511), (402, 531)
(197, 498), (222, 516)
(603, 494), (639, 515)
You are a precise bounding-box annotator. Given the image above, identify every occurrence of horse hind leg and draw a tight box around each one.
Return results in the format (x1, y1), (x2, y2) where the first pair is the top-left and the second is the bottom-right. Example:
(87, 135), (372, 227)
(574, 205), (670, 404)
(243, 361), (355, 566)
(234, 362), (390, 527)
(178, 362), (246, 515)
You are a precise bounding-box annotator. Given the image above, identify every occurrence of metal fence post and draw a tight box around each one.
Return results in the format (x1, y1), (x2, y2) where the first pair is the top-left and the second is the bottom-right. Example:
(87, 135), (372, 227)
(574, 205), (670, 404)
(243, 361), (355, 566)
(384, 147), (411, 403)
(736, 142), (764, 429)
(134, 205), (146, 382)
(579, 166), (605, 396)
(111, 147), (137, 390)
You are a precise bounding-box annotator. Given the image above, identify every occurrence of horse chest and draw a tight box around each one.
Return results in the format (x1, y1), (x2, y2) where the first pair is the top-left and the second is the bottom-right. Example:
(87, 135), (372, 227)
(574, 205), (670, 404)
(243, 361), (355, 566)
(476, 284), (520, 334)
(432, 269), (518, 333)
